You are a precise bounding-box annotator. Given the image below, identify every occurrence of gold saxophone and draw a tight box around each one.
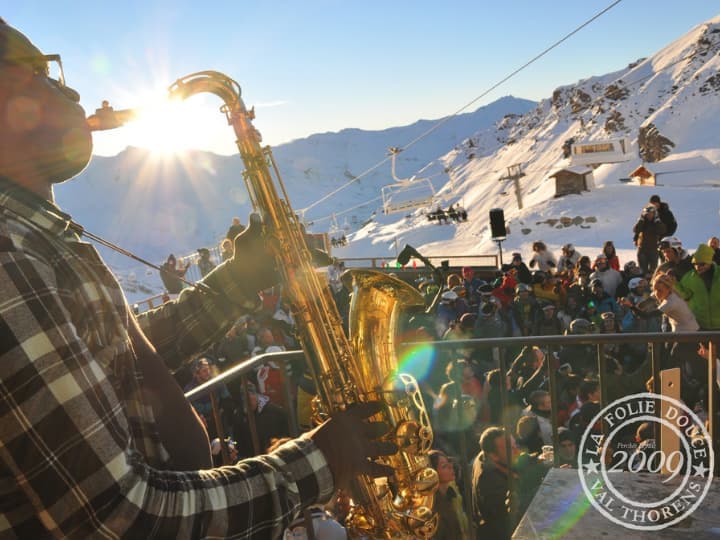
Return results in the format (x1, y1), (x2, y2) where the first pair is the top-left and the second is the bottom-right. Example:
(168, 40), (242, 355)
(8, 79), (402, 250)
(90, 71), (438, 538)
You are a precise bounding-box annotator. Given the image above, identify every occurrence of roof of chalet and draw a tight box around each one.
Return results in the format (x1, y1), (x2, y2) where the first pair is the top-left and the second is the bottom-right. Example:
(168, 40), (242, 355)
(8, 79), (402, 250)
(548, 166), (594, 178)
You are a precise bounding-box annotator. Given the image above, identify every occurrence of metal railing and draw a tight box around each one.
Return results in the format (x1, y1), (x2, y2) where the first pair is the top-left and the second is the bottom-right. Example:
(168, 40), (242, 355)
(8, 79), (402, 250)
(184, 331), (719, 461)
(184, 331), (718, 531)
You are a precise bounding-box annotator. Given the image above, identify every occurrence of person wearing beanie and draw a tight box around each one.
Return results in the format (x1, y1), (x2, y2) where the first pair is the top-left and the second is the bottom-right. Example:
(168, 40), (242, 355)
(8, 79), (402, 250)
(675, 244), (720, 330)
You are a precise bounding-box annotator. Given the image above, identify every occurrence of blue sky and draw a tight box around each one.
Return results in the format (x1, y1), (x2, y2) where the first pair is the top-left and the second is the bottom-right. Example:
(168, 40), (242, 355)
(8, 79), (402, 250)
(5, 1), (719, 155)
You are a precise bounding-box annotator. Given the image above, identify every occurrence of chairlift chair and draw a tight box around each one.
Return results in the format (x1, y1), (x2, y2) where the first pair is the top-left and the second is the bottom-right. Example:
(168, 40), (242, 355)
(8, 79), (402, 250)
(382, 147), (436, 215)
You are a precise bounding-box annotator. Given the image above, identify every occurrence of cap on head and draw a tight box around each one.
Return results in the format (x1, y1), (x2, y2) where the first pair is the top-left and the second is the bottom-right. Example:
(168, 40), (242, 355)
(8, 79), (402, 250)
(693, 244), (714, 265)
(569, 318), (592, 334)
(623, 260), (638, 273)
(659, 236), (682, 252)
(0, 18), (45, 65)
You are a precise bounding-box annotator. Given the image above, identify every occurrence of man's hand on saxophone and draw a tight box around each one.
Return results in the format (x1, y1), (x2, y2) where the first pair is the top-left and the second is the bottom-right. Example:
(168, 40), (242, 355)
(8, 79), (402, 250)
(307, 401), (398, 490)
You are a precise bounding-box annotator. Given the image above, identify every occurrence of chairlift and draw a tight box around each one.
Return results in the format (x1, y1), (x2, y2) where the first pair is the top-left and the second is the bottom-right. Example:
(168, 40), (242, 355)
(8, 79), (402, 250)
(381, 147), (436, 215)
(328, 213), (348, 247)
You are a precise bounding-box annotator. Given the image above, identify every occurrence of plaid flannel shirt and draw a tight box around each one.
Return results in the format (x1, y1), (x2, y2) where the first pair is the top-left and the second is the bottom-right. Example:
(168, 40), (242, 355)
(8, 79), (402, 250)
(0, 178), (333, 539)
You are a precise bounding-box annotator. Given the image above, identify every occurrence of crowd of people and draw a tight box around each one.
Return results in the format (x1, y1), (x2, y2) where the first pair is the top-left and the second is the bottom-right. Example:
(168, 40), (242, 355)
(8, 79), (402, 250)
(166, 195), (719, 539)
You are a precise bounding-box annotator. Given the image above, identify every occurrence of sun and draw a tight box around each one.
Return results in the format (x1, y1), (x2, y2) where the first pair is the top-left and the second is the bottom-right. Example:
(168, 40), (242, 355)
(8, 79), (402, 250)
(125, 97), (205, 156)
(108, 89), (233, 157)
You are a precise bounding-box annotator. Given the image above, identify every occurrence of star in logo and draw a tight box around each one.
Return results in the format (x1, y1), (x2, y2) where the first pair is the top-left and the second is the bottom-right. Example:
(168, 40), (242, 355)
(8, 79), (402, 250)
(693, 462), (711, 477)
(584, 460), (600, 474)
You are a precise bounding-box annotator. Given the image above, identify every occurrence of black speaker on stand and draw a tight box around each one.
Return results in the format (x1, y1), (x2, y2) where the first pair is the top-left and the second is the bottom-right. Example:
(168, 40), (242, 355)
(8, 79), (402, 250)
(489, 208), (507, 267)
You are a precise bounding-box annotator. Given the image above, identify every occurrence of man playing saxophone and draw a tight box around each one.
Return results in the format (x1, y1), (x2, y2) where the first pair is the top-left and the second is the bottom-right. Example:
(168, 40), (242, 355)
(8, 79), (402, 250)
(0, 19), (396, 539)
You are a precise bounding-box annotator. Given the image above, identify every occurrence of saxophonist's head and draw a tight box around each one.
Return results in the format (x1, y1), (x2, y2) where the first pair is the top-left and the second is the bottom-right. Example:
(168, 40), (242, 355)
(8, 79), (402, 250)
(0, 18), (92, 197)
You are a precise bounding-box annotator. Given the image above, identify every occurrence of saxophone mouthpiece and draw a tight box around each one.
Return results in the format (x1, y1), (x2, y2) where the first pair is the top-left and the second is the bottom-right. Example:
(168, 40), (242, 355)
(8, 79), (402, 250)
(87, 101), (138, 131)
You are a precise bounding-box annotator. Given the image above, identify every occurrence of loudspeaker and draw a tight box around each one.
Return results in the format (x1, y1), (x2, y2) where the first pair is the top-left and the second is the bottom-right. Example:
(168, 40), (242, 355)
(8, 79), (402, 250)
(489, 208), (506, 238)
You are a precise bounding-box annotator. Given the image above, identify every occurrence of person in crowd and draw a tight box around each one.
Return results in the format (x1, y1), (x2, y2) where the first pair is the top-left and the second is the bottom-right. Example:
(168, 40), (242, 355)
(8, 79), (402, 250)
(196, 246), (217, 277)
(485, 368), (524, 426)
(649, 194), (678, 236)
(251, 327), (289, 407)
(471, 427), (520, 540)
(708, 236), (720, 265)
(433, 289), (456, 336)
(473, 300), (508, 370)
(590, 254), (623, 298)
(575, 255), (593, 275)
(633, 204), (667, 276)
(215, 317), (254, 370)
(511, 283), (538, 336)
(184, 357), (234, 437)
(504, 252), (533, 284)
(226, 216), (246, 240)
(675, 244), (720, 330)
(428, 450), (470, 540)
(433, 358), (479, 456)
(557, 243), (581, 272)
(557, 428), (578, 467)
(529, 240), (557, 273)
(0, 20), (396, 537)
(220, 237), (234, 261)
(652, 273), (704, 405)
(492, 270), (519, 308)
(461, 265), (485, 308)
(159, 253), (191, 294)
(522, 390), (553, 445)
(558, 319), (597, 376)
(531, 270), (563, 305)
(565, 266), (592, 306)
(601, 240), (621, 271)
(557, 295), (582, 333)
(617, 260), (644, 298)
(588, 278), (620, 316)
(652, 273), (700, 334)
(515, 415), (544, 455)
(534, 302), (563, 336)
(234, 382), (291, 459)
(655, 236), (693, 281)
(570, 378), (600, 419)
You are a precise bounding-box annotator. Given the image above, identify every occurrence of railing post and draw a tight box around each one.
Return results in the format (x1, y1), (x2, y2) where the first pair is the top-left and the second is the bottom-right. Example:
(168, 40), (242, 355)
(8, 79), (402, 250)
(708, 341), (716, 456)
(547, 345), (559, 467)
(209, 390), (230, 465)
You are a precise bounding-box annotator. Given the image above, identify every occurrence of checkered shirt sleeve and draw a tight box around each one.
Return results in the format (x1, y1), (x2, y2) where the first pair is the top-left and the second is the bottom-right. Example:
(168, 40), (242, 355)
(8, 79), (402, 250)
(0, 188), (334, 538)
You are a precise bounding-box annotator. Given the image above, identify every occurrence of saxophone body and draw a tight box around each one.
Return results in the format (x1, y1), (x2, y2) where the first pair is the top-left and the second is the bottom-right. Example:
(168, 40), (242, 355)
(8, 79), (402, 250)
(146, 72), (438, 538)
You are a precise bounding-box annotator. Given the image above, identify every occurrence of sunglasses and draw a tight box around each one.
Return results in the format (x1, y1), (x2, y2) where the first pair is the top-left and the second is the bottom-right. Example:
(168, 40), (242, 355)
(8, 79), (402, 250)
(5, 53), (79, 102)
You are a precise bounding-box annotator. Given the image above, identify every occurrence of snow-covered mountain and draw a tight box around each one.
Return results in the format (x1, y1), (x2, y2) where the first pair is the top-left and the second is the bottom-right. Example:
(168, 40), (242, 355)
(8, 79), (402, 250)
(333, 15), (720, 264)
(55, 15), (720, 303)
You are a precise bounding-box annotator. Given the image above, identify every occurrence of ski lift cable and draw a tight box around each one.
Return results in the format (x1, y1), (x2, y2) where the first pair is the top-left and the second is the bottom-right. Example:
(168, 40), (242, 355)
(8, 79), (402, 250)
(298, 0), (624, 217)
